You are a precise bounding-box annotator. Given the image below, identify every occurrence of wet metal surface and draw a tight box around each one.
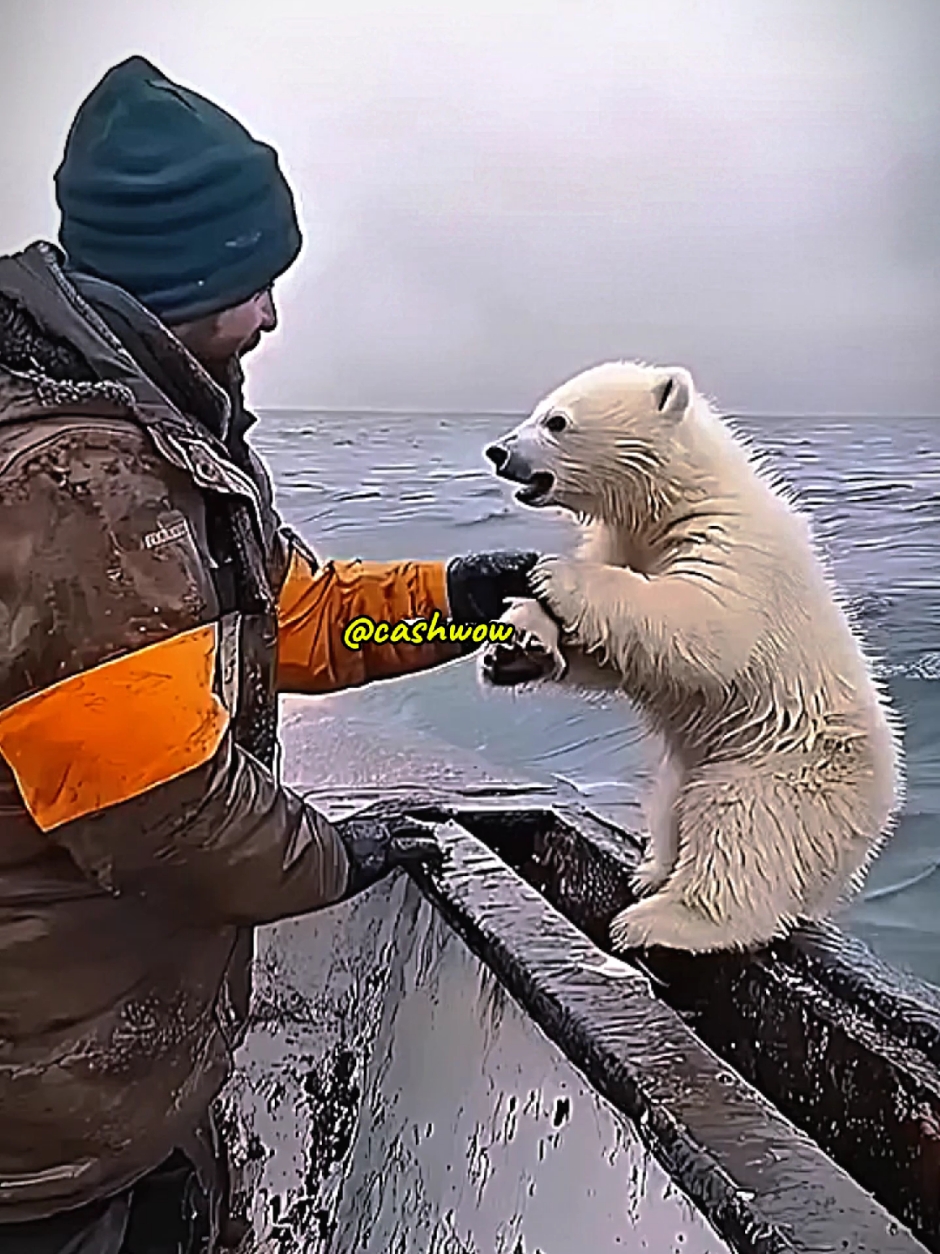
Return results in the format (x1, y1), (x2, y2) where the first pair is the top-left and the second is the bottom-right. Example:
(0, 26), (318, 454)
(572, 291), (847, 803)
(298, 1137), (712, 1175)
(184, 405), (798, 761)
(221, 876), (732, 1253)
(335, 877), (732, 1253)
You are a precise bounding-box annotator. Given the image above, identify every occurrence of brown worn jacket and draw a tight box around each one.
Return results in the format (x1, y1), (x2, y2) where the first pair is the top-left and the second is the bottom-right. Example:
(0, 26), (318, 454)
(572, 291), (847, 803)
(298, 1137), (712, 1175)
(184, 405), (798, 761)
(0, 242), (459, 1223)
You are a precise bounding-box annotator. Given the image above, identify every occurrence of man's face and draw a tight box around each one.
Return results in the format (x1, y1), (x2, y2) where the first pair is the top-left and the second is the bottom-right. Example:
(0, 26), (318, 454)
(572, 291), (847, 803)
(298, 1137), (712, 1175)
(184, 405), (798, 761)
(170, 286), (277, 368)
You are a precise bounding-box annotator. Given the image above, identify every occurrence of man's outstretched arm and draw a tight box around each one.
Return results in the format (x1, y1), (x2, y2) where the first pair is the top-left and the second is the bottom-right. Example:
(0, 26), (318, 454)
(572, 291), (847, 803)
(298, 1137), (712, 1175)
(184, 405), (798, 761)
(274, 528), (539, 693)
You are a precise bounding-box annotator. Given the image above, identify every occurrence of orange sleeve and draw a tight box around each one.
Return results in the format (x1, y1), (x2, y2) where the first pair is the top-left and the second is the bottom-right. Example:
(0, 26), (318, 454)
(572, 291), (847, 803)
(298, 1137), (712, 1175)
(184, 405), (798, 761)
(0, 623), (229, 833)
(275, 543), (460, 693)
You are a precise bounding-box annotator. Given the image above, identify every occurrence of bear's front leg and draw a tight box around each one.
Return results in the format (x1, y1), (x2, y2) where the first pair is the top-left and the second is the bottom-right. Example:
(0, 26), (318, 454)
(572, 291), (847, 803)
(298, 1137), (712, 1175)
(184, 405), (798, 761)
(529, 556), (753, 686)
(528, 556), (631, 662)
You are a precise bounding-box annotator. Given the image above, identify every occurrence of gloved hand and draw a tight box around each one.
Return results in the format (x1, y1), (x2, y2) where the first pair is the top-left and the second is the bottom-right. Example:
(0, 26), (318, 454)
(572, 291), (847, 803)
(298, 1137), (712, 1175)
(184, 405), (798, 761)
(445, 551), (541, 649)
(334, 807), (448, 899)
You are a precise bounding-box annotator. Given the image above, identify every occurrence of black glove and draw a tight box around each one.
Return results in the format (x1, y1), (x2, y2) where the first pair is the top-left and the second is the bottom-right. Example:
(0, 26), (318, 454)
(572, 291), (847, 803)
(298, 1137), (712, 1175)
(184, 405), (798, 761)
(334, 808), (447, 899)
(445, 551), (540, 649)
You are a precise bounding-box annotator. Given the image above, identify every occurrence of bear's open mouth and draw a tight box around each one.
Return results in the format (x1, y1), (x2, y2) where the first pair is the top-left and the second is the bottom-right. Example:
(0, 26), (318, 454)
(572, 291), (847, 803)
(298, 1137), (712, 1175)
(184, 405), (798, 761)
(515, 472), (555, 506)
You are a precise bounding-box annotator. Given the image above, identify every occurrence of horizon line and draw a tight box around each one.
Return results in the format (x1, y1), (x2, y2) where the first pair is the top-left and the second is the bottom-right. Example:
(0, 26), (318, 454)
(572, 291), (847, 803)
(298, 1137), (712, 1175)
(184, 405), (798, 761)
(254, 405), (940, 421)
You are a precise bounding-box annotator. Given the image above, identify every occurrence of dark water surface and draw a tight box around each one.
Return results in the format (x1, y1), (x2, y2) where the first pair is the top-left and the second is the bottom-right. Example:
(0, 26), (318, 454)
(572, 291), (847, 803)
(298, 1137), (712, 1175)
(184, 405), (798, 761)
(254, 410), (940, 989)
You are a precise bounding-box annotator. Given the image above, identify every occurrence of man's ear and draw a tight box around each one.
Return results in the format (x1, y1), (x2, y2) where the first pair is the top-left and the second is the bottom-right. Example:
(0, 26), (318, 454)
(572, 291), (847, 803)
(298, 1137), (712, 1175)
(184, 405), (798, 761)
(652, 368), (692, 417)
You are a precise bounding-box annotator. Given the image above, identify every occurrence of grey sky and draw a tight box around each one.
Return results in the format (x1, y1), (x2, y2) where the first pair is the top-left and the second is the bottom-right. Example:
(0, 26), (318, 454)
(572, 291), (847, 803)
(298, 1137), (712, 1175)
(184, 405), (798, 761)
(1, 0), (938, 415)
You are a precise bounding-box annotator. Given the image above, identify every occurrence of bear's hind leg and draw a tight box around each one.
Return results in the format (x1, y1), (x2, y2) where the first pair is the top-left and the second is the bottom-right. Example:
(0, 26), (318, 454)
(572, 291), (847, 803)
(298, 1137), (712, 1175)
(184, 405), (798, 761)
(631, 753), (683, 897)
(610, 779), (807, 954)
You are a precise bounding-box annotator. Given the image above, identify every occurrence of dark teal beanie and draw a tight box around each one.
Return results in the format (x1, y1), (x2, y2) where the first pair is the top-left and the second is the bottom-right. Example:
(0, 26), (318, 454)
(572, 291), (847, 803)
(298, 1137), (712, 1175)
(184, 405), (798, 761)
(54, 56), (302, 324)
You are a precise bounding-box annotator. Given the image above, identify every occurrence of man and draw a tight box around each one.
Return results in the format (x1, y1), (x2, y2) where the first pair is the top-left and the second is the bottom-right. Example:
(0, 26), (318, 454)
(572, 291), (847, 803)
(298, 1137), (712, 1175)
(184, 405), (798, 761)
(0, 56), (540, 1252)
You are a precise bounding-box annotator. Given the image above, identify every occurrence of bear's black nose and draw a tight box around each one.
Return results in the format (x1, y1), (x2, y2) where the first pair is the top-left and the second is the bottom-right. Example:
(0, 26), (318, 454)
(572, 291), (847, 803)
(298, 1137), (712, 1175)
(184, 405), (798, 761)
(485, 444), (509, 471)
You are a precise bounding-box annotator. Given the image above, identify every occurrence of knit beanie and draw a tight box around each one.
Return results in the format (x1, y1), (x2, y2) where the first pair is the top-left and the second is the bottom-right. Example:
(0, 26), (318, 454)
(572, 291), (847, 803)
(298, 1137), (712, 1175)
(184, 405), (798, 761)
(54, 56), (302, 324)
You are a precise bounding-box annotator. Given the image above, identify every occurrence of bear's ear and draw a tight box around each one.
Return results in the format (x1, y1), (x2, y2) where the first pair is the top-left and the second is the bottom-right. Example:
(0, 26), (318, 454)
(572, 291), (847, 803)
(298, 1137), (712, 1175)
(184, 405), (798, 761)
(653, 370), (691, 418)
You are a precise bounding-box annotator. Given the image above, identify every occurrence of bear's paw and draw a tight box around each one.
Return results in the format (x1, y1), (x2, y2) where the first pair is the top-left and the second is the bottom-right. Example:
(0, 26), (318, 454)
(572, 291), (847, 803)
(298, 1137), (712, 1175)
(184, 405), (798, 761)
(478, 596), (568, 688)
(609, 896), (782, 955)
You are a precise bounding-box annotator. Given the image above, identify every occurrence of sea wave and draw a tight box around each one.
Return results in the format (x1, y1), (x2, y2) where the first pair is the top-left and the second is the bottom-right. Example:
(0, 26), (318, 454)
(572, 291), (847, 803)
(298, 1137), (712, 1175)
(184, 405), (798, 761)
(875, 652), (940, 681)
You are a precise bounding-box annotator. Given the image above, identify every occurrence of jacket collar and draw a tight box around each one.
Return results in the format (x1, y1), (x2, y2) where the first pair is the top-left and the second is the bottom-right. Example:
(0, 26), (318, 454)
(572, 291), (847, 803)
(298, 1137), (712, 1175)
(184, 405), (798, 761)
(0, 241), (252, 447)
(64, 260), (234, 443)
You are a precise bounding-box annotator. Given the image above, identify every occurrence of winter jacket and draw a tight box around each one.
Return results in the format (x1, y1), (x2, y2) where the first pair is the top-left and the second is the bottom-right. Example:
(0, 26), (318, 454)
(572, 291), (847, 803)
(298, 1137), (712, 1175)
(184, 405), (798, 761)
(0, 241), (461, 1223)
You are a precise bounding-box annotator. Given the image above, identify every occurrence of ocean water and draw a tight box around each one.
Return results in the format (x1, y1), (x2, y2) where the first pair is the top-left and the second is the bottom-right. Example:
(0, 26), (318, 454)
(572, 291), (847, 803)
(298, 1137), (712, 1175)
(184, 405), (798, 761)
(253, 410), (940, 990)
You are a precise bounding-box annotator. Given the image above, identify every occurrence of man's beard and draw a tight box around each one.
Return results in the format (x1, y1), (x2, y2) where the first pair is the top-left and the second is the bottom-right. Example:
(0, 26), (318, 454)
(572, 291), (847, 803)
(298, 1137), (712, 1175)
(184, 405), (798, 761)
(238, 330), (262, 357)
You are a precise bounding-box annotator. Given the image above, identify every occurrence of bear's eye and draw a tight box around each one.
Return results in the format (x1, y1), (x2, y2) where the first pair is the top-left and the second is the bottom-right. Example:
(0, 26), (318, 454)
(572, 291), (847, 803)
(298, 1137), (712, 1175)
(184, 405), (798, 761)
(544, 412), (568, 434)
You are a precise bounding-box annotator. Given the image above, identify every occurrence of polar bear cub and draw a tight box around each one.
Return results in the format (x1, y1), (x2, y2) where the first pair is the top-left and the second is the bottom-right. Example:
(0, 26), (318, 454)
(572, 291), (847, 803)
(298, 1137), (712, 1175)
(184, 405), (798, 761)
(480, 360), (903, 955)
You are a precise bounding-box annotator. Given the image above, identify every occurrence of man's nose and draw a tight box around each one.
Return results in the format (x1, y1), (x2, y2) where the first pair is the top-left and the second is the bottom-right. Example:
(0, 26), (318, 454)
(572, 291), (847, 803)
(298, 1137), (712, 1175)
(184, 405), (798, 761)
(258, 289), (277, 332)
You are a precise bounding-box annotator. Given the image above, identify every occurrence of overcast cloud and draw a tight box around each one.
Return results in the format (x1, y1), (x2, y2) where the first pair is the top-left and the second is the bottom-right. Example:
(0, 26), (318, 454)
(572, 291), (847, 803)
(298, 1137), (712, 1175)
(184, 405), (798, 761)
(1, 0), (938, 415)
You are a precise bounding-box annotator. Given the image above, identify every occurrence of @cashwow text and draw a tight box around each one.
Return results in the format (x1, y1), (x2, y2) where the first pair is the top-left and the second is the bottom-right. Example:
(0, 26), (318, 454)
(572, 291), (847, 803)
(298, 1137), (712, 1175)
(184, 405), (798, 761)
(342, 611), (517, 650)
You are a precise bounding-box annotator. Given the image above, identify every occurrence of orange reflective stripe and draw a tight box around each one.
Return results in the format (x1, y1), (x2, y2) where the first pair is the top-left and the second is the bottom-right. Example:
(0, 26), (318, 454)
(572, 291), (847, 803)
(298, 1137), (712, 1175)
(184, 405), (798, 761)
(276, 546), (454, 693)
(0, 623), (229, 833)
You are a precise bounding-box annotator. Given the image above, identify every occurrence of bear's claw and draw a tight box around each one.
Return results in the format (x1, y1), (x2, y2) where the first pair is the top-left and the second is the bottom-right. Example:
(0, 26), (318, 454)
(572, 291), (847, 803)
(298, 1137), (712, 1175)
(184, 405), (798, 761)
(479, 597), (568, 687)
(629, 857), (672, 898)
(480, 635), (558, 686)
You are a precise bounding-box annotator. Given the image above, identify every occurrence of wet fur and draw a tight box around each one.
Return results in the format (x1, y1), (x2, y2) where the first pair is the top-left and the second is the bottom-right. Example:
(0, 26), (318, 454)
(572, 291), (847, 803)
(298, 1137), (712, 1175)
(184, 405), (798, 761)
(480, 361), (904, 954)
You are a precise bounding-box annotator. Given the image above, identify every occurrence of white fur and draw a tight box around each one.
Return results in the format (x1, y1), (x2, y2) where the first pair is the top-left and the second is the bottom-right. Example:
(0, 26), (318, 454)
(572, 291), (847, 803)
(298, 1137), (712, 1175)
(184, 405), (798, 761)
(479, 360), (904, 955)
